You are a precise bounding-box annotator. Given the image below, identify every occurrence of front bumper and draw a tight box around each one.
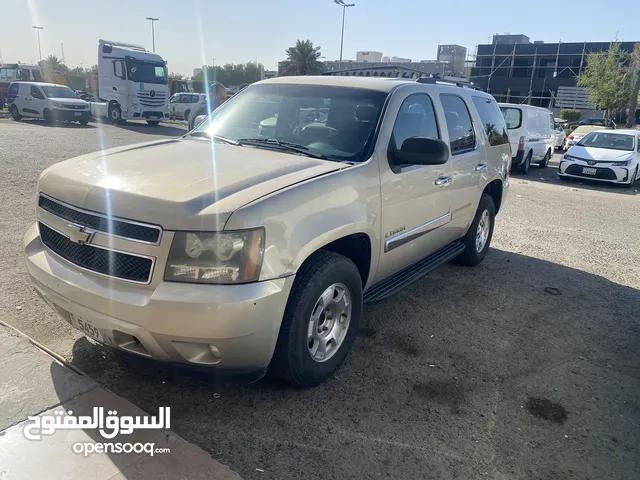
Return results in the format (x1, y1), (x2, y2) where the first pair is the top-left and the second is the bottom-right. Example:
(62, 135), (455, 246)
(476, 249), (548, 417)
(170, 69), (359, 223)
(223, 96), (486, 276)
(558, 160), (633, 183)
(52, 109), (91, 122)
(24, 223), (294, 372)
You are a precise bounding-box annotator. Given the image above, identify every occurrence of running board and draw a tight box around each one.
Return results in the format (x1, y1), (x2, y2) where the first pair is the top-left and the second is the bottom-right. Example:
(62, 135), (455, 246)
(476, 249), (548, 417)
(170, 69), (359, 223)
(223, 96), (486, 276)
(363, 241), (465, 303)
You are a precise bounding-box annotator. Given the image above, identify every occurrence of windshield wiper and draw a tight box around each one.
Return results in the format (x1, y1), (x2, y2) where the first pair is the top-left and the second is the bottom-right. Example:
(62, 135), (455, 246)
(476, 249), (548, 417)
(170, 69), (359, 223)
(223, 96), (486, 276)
(235, 138), (330, 160)
(189, 132), (240, 145)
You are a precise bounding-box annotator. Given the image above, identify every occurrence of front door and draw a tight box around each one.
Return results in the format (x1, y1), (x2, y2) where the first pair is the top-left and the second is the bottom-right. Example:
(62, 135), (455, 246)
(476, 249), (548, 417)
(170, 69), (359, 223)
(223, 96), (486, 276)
(375, 91), (453, 283)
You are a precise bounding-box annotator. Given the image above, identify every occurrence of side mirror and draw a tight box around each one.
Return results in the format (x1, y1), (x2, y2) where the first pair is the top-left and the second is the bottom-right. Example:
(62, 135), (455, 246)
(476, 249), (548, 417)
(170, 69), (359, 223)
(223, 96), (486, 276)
(393, 137), (449, 166)
(193, 115), (207, 129)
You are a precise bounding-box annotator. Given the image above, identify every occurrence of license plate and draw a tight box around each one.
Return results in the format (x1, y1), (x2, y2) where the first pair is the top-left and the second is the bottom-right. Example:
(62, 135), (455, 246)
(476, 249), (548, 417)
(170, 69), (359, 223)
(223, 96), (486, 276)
(69, 313), (103, 342)
(582, 167), (597, 175)
(74, 112), (82, 117)
(148, 116), (158, 120)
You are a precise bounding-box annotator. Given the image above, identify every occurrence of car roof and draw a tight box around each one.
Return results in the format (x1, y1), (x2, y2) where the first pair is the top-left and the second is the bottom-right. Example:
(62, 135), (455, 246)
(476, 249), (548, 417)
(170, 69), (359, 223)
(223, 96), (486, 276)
(573, 125), (607, 132)
(586, 128), (637, 135)
(497, 102), (552, 113)
(257, 75), (486, 94)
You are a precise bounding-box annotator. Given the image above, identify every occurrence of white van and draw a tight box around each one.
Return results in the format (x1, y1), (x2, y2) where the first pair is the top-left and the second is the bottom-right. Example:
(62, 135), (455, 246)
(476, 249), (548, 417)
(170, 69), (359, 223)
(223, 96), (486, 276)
(499, 103), (555, 174)
(169, 92), (204, 120)
(7, 81), (91, 125)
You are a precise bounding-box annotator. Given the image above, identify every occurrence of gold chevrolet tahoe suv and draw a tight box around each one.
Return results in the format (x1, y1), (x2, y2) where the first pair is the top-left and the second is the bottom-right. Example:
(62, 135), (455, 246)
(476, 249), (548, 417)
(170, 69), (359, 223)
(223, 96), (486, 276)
(25, 76), (510, 386)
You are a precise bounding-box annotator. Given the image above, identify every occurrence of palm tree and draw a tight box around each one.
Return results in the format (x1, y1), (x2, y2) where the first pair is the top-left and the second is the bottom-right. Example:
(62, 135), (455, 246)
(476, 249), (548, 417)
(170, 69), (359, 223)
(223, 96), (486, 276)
(38, 55), (68, 73)
(280, 40), (324, 76)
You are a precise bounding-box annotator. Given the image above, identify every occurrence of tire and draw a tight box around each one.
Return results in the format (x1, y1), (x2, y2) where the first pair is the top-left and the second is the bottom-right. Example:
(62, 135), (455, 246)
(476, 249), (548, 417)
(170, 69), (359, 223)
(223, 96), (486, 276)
(558, 174), (570, 182)
(539, 150), (550, 168)
(624, 166), (638, 189)
(108, 102), (124, 125)
(9, 105), (21, 121)
(518, 151), (532, 174)
(43, 109), (54, 125)
(270, 251), (363, 387)
(79, 120), (89, 126)
(455, 193), (496, 267)
(183, 110), (190, 122)
(146, 120), (160, 126)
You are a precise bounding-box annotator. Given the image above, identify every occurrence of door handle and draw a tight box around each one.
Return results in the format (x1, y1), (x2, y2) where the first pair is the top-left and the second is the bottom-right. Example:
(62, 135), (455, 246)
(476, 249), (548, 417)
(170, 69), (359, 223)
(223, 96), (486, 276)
(112, 87), (117, 91)
(475, 163), (488, 171)
(435, 176), (452, 186)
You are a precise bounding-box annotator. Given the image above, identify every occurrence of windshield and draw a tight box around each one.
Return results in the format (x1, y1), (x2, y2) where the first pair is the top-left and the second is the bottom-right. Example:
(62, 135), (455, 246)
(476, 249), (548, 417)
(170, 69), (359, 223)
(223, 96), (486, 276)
(125, 60), (168, 84)
(578, 132), (634, 151)
(500, 107), (522, 129)
(41, 85), (79, 99)
(192, 83), (388, 162)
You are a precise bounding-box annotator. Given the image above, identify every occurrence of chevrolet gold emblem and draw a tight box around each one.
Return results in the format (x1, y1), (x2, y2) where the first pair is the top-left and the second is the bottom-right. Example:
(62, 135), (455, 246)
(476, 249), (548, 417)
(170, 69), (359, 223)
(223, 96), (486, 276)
(64, 223), (94, 244)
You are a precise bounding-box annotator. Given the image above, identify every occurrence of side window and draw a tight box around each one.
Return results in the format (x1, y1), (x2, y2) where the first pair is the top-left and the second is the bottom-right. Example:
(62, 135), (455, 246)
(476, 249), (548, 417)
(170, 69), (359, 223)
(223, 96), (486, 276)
(391, 93), (439, 151)
(7, 83), (19, 102)
(169, 95), (176, 103)
(113, 61), (125, 79)
(191, 95), (200, 103)
(30, 86), (44, 100)
(440, 94), (476, 154)
(471, 96), (508, 146)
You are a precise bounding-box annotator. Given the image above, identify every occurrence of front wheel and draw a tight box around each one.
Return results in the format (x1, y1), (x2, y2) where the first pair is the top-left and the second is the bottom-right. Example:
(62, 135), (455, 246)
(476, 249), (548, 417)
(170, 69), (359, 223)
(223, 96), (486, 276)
(146, 120), (160, 126)
(9, 105), (21, 121)
(456, 193), (496, 267)
(43, 109), (54, 125)
(108, 102), (124, 125)
(270, 251), (363, 387)
(183, 110), (190, 122)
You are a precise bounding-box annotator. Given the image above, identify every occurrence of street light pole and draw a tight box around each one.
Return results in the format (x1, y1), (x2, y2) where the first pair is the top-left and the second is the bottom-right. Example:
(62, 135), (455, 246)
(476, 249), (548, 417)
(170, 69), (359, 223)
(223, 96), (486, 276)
(32, 26), (44, 61)
(145, 17), (159, 52)
(334, 0), (355, 70)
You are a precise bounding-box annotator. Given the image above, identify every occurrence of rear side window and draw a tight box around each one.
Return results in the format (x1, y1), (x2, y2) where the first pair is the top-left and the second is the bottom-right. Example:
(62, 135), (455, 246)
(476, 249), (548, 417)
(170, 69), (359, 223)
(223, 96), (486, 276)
(500, 107), (522, 129)
(30, 86), (44, 99)
(440, 94), (476, 155)
(7, 83), (19, 103)
(471, 96), (509, 146)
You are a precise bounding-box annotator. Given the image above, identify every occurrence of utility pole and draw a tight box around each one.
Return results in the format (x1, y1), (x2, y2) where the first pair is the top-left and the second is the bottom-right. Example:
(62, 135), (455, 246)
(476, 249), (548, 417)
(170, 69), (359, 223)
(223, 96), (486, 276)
(32, 26), (44, 61)
(145, 17), (159, 52)
(61, 43), (65, 64)
(528, 48), (538, 105)
(334, 0), (355, 70)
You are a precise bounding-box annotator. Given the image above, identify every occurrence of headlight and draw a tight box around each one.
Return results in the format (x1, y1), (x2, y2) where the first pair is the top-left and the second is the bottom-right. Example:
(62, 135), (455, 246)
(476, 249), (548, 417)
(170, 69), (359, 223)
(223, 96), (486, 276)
(52, 101), (62, 108)
(563, 154), (577, 162)
(612, 159), (632, 166)
(164, 229), (265, 284)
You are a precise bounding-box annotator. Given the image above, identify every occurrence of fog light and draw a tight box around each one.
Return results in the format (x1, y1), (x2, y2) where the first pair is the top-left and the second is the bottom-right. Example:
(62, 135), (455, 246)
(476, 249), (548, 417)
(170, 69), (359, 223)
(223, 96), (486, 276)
(209, 345), (221, 359)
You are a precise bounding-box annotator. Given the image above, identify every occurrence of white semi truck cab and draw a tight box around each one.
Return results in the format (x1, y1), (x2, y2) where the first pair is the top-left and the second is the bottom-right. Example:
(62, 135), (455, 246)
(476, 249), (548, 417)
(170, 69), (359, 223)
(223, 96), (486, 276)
(90, 39), (169, 125)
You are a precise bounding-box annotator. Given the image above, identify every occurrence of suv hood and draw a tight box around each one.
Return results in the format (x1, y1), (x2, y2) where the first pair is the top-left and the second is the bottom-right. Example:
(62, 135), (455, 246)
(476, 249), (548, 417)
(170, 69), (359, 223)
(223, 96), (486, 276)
(37, 138), (345, 230)
(50, 97), (88, 106)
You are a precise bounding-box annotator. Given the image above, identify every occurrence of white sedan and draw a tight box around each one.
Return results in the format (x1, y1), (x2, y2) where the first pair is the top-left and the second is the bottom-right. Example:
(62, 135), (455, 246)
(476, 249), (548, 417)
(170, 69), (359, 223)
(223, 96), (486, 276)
(559, 129), (640, 187)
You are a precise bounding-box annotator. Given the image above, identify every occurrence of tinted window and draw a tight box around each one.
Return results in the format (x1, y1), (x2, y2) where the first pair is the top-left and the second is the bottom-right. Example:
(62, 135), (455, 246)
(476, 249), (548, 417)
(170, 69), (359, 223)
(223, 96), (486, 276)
(391, 93), (439, 150)
(440, 95), (475, 154)
(41, 85), (78, 99)
(30, 86), (44, 99)
(472, 96), (508, 146)
(500, 107), (522, 129)
(578, 132), (634, 151)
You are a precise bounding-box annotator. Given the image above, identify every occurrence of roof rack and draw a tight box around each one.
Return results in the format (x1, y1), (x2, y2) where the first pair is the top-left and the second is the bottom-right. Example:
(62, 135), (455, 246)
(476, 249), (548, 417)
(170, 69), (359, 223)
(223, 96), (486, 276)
(416, 77), (483, 90)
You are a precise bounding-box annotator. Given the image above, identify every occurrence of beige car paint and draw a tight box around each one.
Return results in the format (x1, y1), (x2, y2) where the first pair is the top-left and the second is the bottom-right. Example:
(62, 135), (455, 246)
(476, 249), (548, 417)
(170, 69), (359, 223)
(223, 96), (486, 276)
(25, 76), (509, 372)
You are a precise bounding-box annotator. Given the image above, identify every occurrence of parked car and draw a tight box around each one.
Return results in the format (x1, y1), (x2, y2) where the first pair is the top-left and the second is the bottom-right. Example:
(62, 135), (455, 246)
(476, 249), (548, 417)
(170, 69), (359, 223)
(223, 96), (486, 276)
(559, 129), (639, 187)
(565, 125), (608, 148)
(24, 76), (510, 386)
(580, 117), (616, 128)
(554, 123), (567, 150)
(499, 103), (555, 174)
(169, 92), (204, 121)
(7, 81), (90, 125)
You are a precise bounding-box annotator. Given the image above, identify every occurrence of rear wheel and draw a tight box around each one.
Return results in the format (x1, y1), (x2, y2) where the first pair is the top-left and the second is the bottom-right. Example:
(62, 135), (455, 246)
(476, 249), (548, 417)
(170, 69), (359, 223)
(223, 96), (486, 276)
(539, 150), (550, 168)
(183, 109), (190, 122)
(146, 120), (160, 126)
(9, 105), (21, 121)
(519, 151), (532, 174)
(270, 251), (362, 387)
(455, 193), (496, 267)
(79, 120), (89, 126)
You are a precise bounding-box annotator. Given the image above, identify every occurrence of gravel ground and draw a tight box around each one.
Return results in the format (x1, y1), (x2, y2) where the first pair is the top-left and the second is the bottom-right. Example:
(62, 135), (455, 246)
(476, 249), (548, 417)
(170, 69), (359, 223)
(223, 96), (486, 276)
(1, 118), (639, 480)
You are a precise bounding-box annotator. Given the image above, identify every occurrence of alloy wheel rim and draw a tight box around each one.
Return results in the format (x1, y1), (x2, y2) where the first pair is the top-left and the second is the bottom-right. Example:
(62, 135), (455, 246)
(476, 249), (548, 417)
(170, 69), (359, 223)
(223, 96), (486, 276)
(307, 283), (352, 363)
(475, 209), (490, 253)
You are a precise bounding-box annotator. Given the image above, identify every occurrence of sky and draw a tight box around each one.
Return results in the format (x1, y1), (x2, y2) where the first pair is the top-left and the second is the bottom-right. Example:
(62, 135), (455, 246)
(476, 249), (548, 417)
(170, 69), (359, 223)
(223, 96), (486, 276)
(1, 0), (639, 77)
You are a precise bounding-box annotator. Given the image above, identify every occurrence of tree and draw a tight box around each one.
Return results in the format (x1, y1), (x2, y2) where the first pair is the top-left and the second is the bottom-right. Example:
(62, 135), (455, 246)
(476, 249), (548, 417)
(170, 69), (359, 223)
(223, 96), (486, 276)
(170, 72), (185, 80)
(280, 40), (324, 76)
(624, 43), (640, 128)
(38, 55), (68, 73)
(68, 66), (86, 76)
(577, 42), (631, 122)
(192, 61), (264, 87)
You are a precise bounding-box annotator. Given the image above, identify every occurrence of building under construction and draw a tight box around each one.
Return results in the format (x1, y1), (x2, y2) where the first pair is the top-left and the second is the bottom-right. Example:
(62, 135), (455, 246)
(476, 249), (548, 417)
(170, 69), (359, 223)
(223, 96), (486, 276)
(470, 35), (638, 109)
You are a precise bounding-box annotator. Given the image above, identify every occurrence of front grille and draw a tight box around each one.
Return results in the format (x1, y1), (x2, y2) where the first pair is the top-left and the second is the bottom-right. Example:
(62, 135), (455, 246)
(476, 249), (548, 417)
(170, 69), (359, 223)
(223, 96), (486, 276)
(565, 164), (617, 180)
(39, 223), (153, 283)
(38, 195), (161, 243)
(62, 104), (87, 110)
(137, 90), (166, 107)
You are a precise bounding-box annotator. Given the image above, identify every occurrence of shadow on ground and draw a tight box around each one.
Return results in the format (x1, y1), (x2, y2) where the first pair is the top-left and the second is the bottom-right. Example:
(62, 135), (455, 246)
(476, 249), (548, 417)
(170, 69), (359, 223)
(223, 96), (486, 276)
(12, 118), (96, 129)
(69, 249), (640, 480)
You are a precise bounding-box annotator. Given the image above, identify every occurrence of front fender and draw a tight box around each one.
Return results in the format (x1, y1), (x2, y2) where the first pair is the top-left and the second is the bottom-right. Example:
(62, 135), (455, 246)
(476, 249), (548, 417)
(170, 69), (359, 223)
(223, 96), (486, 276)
(224, 159), (382, 285)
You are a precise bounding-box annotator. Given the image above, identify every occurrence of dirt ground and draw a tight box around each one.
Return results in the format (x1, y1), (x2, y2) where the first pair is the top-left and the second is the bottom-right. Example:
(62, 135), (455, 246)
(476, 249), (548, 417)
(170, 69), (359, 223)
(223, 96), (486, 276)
(1, 118), (638, 479)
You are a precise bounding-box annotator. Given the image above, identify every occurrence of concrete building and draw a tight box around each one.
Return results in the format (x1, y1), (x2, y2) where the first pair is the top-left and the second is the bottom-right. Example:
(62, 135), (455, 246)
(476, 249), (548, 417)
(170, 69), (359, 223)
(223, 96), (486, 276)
(356, 51), (383, 62)
(492, 34), (530, 45)
(261, 70), (277, 80)
(388, 56), (411, 63)
(470, 38), (638, 108)
(437, 45), (467, 75)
